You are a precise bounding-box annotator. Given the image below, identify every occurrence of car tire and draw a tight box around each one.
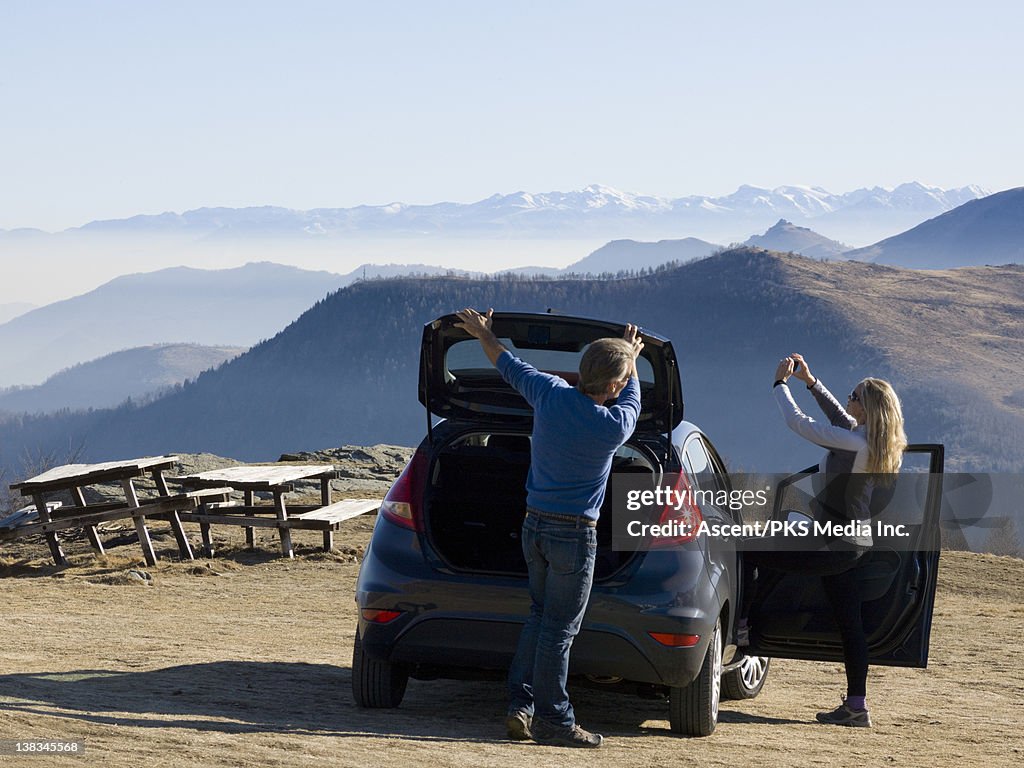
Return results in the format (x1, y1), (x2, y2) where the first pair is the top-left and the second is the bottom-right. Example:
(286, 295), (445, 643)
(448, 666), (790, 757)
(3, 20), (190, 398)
(721, 655), (771, 700)
(352, 629), (408, 708)
(669, 618), (722, 737)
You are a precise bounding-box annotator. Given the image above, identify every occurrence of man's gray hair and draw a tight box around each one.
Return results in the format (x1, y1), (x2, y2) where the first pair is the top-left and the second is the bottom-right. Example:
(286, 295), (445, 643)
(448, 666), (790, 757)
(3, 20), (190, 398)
(578, 338), (633, 396)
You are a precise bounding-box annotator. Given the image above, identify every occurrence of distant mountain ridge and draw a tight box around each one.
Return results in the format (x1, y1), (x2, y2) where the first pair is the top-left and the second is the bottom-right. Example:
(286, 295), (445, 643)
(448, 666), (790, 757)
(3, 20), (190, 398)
(0, 182), (986, 246)
(744, 219), (849, 259)
(564, 237), (720, 273)
(844, 187), (1024, 268)
(0, 262), (347, 387)
(0, 302), (36, 325)
(0, 344), (243, 414)
(3, 249), (1021, 476)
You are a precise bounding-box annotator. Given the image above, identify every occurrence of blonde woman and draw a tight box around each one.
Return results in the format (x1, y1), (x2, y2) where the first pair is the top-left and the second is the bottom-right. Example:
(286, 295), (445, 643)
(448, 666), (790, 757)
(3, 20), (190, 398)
(745, 352), (907, 728)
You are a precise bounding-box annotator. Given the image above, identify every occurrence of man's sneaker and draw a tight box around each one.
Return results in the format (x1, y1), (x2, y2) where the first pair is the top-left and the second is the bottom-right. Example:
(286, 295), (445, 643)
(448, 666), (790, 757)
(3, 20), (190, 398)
(505, 709), (532, 741)
(531, 719), (603, 748)
(815, 701), (872, 728)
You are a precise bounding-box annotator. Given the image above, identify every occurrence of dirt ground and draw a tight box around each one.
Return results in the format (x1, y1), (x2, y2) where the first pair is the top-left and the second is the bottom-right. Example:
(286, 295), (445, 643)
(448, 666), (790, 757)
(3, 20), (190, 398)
(2, 514), (1023, 768)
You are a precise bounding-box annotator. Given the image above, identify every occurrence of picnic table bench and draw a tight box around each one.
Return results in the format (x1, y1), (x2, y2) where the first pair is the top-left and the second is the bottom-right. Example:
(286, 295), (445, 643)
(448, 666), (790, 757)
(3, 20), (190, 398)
(170, 464), (380, 558)
(3, 456), (232, 566)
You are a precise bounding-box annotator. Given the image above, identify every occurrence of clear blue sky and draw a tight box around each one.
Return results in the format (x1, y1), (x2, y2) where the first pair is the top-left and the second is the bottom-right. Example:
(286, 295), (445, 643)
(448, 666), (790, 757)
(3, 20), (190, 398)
(2, 0), (1021, 231)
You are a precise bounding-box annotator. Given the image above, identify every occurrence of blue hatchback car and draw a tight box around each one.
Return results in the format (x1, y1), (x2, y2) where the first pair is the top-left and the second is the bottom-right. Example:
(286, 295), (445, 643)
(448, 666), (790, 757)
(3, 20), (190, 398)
(353, 312), (943, 736)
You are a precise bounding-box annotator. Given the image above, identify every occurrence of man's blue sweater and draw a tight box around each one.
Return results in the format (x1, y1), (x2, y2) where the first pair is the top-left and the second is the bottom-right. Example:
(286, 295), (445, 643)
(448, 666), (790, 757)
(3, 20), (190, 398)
(496, 350), (641, 521)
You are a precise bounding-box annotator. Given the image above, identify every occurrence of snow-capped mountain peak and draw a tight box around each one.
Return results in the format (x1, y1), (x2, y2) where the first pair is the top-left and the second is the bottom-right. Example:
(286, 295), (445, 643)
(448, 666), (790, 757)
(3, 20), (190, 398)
(38, 182), (989, 247)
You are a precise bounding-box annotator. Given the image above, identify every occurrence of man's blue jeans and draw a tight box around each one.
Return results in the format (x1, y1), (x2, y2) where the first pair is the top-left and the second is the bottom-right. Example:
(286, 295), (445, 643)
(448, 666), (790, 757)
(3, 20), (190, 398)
(507, 511), (597, 729)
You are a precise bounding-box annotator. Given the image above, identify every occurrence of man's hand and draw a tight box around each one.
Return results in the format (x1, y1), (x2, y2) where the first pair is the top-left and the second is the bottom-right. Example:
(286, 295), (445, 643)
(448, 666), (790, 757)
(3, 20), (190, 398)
(455, 308), (506, 367)
(455, 308), (496, 340)
(623, 323), (644, 379)
(623, 323), (644, 358)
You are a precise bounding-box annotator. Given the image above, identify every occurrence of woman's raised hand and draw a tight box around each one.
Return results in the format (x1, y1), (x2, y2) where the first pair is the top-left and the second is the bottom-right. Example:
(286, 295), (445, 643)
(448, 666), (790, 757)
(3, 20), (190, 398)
(790, 353), (815, 386)
(774, 356), (795, 383)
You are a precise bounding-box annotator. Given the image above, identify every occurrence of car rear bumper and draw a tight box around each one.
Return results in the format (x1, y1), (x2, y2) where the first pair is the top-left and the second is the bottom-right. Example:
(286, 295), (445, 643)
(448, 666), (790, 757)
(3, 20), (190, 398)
(361, 612), (711, 688)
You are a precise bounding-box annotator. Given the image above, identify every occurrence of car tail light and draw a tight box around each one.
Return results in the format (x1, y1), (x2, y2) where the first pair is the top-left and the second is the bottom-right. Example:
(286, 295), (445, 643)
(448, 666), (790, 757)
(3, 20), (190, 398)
(648, 632), (701, 647)
(380, 449), (428, 531)
(361, 609), (402, 624)
(650, 470), (703, 548)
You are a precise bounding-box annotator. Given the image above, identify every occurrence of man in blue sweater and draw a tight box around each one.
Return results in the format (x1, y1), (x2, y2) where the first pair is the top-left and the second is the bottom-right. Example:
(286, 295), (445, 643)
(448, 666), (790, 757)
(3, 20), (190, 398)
(455, 308), (642, 749)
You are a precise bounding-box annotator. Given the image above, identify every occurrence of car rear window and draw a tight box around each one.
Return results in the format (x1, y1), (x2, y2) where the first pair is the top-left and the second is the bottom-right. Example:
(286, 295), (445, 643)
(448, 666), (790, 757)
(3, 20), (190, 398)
(446, 338), (656, 385)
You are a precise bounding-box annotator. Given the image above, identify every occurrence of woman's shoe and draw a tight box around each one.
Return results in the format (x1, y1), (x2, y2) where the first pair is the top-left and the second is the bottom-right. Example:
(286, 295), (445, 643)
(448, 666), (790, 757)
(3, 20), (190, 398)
(815, 701), (871, 728)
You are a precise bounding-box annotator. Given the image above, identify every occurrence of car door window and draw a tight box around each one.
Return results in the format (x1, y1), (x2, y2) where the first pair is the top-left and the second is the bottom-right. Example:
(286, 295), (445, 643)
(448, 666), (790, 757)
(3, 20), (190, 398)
(700, 438), (730, 494)
(685, 438), (723, 494)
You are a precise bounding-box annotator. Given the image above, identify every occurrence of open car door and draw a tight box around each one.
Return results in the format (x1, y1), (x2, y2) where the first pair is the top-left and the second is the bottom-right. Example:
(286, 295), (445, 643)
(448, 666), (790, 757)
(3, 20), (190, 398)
(745, 444), (944, 667)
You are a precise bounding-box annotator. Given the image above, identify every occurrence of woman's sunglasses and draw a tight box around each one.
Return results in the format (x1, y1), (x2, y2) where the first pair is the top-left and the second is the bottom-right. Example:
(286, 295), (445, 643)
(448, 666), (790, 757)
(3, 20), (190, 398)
(848, 390), (861, 403)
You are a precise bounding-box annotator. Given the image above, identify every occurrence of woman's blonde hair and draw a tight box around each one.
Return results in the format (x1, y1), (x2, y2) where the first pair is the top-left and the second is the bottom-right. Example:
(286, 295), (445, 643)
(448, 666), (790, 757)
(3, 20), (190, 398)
(859, 377), (907, 475)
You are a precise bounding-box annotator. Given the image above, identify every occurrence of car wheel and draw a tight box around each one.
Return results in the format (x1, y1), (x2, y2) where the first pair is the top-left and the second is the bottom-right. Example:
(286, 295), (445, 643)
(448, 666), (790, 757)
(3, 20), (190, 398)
(352, 628), (408, 708)
(669, 618), (722, 737)
(721, 655), (770, 700)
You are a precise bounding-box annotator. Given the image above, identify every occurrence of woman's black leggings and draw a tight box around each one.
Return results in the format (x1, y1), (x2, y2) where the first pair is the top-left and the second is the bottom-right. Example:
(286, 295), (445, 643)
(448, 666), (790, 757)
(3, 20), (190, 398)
(744, 548), (868, 698)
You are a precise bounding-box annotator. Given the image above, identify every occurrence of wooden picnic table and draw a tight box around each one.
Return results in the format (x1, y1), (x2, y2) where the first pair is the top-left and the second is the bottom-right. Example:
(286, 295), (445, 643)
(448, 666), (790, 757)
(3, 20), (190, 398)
(4, 456), (232, 567)
(170, 464), (379, 558)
